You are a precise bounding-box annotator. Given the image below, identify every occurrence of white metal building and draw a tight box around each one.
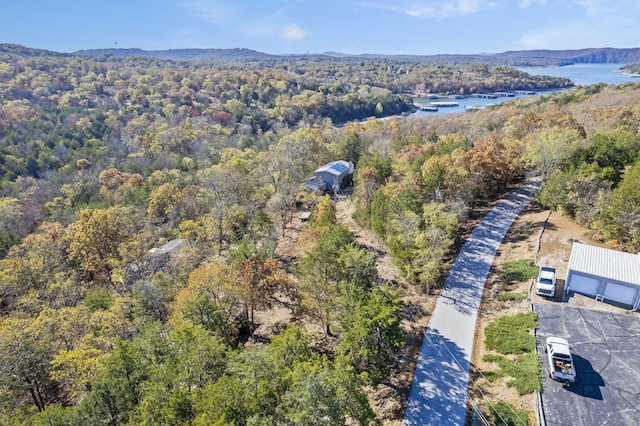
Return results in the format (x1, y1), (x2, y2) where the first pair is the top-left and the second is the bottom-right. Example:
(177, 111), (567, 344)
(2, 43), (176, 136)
(565, 242), (640, 310)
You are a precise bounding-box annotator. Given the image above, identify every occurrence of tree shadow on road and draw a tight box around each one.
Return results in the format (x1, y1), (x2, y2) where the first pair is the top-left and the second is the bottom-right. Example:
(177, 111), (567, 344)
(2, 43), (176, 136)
(403, 329), (469, 426)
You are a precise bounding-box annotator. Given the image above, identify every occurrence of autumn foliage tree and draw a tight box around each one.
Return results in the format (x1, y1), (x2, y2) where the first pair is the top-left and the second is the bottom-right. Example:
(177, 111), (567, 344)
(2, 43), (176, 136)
(65, 206), (140, 287)
(462, 135), (523, 197)
(171, 261), (241, 343)
(234, 255), (294, 330)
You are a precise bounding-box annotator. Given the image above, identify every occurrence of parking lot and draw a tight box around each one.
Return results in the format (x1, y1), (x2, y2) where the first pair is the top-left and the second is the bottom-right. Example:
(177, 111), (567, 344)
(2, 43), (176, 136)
(534, 303), (640, 425)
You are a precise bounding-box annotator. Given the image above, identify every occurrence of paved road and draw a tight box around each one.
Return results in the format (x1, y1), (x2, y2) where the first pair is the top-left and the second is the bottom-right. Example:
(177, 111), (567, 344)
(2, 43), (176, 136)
(535, 304), (640, 426)
(403, 177), (541, 426)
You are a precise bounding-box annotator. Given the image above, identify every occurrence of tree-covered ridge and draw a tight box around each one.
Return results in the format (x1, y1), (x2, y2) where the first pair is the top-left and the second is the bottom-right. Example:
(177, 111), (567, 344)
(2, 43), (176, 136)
(0, 43), (70, 58)
(74, 47), (276, 61)
(492, 47), (640, 66)
(1, 45), (640, 424)
(620, 63), (640, 76)
(67, 44), (640, 66)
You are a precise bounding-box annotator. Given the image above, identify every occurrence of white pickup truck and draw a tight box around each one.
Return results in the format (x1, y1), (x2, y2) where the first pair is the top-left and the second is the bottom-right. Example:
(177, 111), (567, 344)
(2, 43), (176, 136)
(545, 336), (576, 384)
(535, 267), (557, 297)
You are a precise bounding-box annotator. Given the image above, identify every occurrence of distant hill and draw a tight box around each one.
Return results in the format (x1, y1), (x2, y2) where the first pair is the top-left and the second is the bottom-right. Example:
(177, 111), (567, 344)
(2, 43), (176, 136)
(2, 43), (639, 65)
(493, 48), (640, 66)
(328, 48), (640, 66)
(0, 43), (70, 57)
(73, 46), (640, 66)
(72, 47), (277, 61)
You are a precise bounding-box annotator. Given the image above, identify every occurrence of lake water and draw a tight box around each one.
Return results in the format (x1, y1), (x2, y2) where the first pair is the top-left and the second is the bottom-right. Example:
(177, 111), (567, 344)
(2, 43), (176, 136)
(518, 63), (633, 86)
(415, 63), (638, 116)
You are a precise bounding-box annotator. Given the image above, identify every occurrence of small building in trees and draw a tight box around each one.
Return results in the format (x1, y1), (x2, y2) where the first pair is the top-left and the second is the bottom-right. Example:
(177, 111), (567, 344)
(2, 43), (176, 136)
(307, 160), (354, 192)
(565, 242), (640, 310)
(125, 239), (200, 289)
(147, 239), (197, 257)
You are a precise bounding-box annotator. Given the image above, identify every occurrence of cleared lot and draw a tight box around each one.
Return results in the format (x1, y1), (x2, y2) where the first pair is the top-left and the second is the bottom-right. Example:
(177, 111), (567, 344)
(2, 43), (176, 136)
(534, 304), (640, 426)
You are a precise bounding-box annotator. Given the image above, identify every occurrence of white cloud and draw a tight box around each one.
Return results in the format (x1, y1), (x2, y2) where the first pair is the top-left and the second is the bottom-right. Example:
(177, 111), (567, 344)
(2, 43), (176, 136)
(573, 0), (618, 16)
(576, 0), (640, 18)
(519, 0), (548, 7)
(519, 26), (577, 50)
(515, 0), (640, 50)
(519, 19), (637, 50)
(359, 0), (498, 19)
(519, 0), (640, 17)
(282, 24), (308, 40)
(179, 0), (235, 25)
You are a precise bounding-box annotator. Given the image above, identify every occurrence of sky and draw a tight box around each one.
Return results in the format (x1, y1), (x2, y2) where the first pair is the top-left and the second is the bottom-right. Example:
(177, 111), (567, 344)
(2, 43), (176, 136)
(2, 0), (640, 55)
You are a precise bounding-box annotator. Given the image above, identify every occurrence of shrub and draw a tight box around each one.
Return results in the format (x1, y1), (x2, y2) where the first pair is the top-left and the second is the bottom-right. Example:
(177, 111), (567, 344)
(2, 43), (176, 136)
(482, 352), (542, 395)
(84, 288), (114, 312)
(484, 312), (536, 355)
(498, 292), (526, 302)
(489, 401), (530, 426)
(502, 259), (538, 282)
(482, 312), (542, 396)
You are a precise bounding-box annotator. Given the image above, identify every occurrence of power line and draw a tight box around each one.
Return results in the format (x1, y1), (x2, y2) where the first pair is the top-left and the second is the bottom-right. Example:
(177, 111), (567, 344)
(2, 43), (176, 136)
(422, 331), (529, 426)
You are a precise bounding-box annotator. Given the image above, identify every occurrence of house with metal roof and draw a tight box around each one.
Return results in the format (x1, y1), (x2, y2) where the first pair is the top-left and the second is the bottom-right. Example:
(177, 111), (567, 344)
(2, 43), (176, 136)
(313, 160), (354, 192)
(565, 242), (640, 310)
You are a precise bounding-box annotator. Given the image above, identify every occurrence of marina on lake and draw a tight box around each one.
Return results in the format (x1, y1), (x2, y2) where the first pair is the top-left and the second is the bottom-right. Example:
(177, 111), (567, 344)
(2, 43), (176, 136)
(414, 91), (538, 115)
(413, 63), (637, 116)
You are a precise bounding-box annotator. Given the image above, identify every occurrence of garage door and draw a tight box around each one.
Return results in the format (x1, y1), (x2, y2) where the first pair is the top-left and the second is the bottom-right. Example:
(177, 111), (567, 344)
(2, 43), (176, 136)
(603, 282), (638, 306)
(568, 274), (600, 296)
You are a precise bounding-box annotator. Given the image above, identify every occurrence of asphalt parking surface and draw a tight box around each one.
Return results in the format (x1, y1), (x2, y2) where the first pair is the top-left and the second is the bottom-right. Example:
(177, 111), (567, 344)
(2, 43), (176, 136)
(534, 303), (640, 425)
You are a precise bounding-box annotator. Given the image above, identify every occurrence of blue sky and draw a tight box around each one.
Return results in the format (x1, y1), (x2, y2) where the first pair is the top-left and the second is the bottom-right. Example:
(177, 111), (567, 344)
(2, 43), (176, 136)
(2, 0), (640, 55)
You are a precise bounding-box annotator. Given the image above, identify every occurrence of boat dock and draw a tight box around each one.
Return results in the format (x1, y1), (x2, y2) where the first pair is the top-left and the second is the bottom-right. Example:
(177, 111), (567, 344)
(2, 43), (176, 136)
(472, 90), (534, 98)
(472, 93), (497, 99)
(428, 101), (459, 107)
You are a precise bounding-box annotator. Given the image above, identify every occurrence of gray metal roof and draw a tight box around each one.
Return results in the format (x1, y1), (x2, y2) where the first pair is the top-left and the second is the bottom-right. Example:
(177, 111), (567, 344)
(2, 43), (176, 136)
(149, 239), (196, 256)
(302, 177), (326, 191)
(567, 242), (640, 286)
(315, 160), (351, 176)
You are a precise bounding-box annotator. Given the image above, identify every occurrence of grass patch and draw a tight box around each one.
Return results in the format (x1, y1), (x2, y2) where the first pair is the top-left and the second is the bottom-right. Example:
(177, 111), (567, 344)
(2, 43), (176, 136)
(485, 312), (536, 354)
(502, 259), (538, 282)
(482, 312), (542, 396)
(489, 401), (530, 426)
(482, 352), (542, 395)
(498, 292), (526, 302)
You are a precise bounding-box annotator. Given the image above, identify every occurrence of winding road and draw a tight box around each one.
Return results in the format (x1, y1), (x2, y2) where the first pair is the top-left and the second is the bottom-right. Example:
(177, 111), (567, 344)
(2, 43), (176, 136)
(403, 177), (541, 426)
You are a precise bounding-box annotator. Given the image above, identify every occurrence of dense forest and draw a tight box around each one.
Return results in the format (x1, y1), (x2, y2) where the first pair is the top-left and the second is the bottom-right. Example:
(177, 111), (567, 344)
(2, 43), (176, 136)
(1, 45), (640, 425)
